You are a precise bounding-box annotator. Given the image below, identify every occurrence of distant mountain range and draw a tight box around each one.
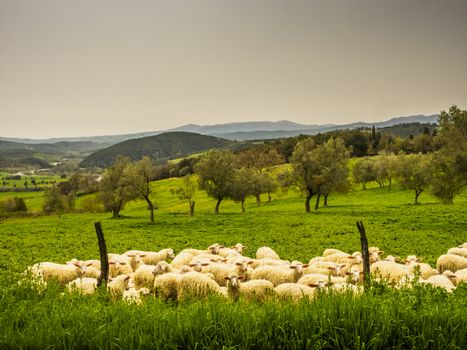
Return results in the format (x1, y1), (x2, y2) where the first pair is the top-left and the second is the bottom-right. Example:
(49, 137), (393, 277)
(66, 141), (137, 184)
(1, 114), (439, 144)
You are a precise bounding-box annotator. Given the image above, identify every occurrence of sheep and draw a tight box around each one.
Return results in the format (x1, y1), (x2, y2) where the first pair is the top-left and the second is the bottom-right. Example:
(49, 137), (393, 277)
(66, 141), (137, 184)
(322, 248), (347, 257)
(256, 246), (280, 260)
(305, 261), (349, 277)
(404, 255), (422, 265)
(370, 261), (412, 283)
(447, 248), (467, 258)
(182, 244), (223, 256)
(421, 271), (456, 292)
(382, 255), (400, 263)
(177, 271), (226, 302)
(28, 261), (86, 285)
(250, 262), (308, 286)
(123, 287), (151, 304)
(324, 252), (358, 265)
(201, 262), (237, 286)
(107, 275), (130, 299)
(457, 243), (467, 249)
(108, 256), (133, 277)
(190, 254), (226, 264)
(436, 254), (467, 273)
(231, 243), (247, 254)
(66, 277), (97, 295)
(134, 261), (172, 290)
(130, 248), (175, 265)
(274, 283), (316, 303)
(82, 265), (101, 279)
(187, 261), (210, 272)
(224, 272), (274, 302)
(219, 247), (241, 258)
(153, 273), (181, 300)
(297, 273), (330, 286)
(407, 263), (438, 280)
(249, 258), (290, 269)
(170, 252), (194, 268)
(454, 268), (467, 285)
(368, 247), (384, 263)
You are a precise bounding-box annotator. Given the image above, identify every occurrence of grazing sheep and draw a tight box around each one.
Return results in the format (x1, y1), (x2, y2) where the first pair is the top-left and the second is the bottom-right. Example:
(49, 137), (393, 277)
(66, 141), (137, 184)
(407, 263), (438, 280)
(370, 261), (412, 283)
(454, 268), (467, 285)
(171, 252), (194, 268)
(177, 271), (225, 302)
(322, 248), (347, 257)
(66, 277), (97, 295)
(28, 262), (85, 285)
(436, 254), (467, 273)
(135, 249), (175, 265)
(224, 272), (274, 302)
(153, 273), (181, 300)
(421, 271), (456, 292)
(107, 275), (130, 299)
(250, 258), (290, 269)
(134, 261), (172, 290)
(123, 287), (151, 304)
(256, 246), (280, 260)
(250, 262), (308, 286)
(447, 248), (467, 258)
(274, 283), (316, 302)
(183, 244), (223, 256)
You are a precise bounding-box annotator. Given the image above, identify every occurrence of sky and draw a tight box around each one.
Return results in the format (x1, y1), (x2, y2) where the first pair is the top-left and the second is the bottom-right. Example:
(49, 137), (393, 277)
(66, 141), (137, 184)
(1, 0), (466, 139)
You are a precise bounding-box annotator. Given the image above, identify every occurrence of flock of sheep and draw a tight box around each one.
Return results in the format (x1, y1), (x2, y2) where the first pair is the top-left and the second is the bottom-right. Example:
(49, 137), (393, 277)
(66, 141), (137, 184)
(25, 242), (467, 304)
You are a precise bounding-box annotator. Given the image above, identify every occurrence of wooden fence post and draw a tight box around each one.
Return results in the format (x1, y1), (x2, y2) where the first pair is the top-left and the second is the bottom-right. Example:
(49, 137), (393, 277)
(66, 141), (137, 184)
(356, 221), (370, 288)
(95, 222), (109, 288)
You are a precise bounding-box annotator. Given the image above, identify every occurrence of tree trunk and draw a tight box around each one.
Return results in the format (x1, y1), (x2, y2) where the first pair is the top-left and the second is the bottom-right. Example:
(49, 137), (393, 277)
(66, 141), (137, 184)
(362, 182), (366, 190)
(112, 207), (119, 218)
(414, 189), (423, 204)
(189, 201), (195, 217)
(267, 193), (272, 202)
(143, 195), (154, 222)
(314, 193), (321, 210)
(305, 192), (313, 213)
(241, 200), (245, 213)
(215, 197), (223, 214)
(323, 194), (328, 207)
(388, 178), (392, 191)
(255, 194), (261, 206)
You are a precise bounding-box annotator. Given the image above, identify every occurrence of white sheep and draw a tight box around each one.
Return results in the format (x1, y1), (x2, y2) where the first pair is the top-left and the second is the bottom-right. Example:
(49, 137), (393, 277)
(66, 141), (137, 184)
(107, 275), (130, 299)
(250, 262), (308, 286)
(368, 247), (384, 263)
(305, 261), (349, 277)
(436, 254), (467, 273)
(224, 272), (274, 302)
(170, 252), (194, 268)
(274, 283), (316, 302)
(153, 272), (182, 300)
(182, 244), (223, 256)
(27, 261), (86, 285)
(322, 248), (347, 257)
(407, 263), (438, 280)
(256, 246), (280, 260)
(454, 268), (467, 285)
(447, 247), (467, 258)
(370, 261), (412, 283)
(129, 248), (175, 265)
(177, 271), (225, 302)
(66, 277), (97, 295)
(250, 258), (290, 269)
(457, 243), (467, 249)
(134, 261), (172, 290)
(421, 271), (456, 292)
(297, 273), (330, 286)
(82, 265), (101, 279)
(123, 287), (151, 304)
(231, 243), (247, 254)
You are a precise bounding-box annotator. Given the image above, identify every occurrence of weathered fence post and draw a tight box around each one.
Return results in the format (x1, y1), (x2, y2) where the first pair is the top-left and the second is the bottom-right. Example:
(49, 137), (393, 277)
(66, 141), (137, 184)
(356, 221), (370, 288)
(94, 222), (109, 288)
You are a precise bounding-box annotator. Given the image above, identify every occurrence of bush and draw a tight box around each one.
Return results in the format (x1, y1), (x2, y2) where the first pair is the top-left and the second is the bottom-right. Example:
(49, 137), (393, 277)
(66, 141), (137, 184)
(80, 196), (104, 213)
(2, 197), (28, 212)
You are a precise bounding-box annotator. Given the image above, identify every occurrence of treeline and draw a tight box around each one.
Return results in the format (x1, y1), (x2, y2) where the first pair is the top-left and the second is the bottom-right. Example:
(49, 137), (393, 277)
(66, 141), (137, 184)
(16, 105), (467, 220)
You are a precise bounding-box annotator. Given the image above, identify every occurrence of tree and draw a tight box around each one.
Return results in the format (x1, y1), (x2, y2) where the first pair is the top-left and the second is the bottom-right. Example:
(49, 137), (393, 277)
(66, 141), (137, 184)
(375, 152), (399, 190)
(122, 157), (157, 222)
(171, 174), (198, 216)
(195, 149), (236, 214)
(352, 158), (376, 190)
(290, 138), (320, 212)
(99, 156), (135, 218)
(43, 186), (67, 216)
(228, 168), (256, 212)
(430, 151), (466, 204)
(397, 154), (432, 204)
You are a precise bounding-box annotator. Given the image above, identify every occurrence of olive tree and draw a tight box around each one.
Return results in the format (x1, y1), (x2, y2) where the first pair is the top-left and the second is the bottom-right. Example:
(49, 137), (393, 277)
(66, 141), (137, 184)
(352, 157), (376, 190)
(195, 149), (236, 214)
(397, 154), (432, 204)
(171, 174), (198, 216)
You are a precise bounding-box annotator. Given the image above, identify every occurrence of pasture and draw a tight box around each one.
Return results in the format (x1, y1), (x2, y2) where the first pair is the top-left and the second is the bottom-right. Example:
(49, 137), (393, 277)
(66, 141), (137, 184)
(0, 178), (466, 348)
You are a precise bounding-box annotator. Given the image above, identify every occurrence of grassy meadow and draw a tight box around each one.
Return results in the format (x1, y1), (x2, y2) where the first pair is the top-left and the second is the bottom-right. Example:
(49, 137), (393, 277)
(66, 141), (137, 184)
(1, 177), (466, 349)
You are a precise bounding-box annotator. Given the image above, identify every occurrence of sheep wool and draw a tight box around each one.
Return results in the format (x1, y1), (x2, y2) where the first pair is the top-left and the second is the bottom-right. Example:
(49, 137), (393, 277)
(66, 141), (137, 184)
(177, 271), (225, 302)
(436, 254), (467, 273)
(274, 283), (316, 303)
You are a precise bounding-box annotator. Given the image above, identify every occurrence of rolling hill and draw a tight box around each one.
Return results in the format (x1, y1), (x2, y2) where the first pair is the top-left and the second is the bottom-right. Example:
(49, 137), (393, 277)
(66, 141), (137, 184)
(79, 132), (237, 168)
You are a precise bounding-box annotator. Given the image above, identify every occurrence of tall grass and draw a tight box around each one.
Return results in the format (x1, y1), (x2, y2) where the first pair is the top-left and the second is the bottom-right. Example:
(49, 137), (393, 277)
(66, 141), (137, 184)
(1, 272), (466, 349)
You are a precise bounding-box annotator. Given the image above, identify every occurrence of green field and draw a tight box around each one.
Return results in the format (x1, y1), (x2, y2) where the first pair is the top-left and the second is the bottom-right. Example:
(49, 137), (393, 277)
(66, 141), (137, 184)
(1, 178), (466, 348)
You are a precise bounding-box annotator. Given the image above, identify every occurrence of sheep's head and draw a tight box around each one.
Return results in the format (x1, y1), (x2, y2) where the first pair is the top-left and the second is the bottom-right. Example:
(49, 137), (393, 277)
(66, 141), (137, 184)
(188, 261), (209, 272)
(345, 270), (363, 284)
(308, 280), (328, 289)
(234, 259), (254, 273)
(289, 262), (309, 277)
(231, 243), (247, 254)
(224, 272), (243, 289)
(404, 255), (422, 265)
(208, 244), (223, 255)
(163, 249), (175, 259)
(327, 264), (347, 277)
(442, 270), (457, 284)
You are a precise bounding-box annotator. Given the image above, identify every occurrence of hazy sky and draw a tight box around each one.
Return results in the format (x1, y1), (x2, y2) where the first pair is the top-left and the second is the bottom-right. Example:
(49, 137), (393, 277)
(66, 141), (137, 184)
(1, 0), (466, 138)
